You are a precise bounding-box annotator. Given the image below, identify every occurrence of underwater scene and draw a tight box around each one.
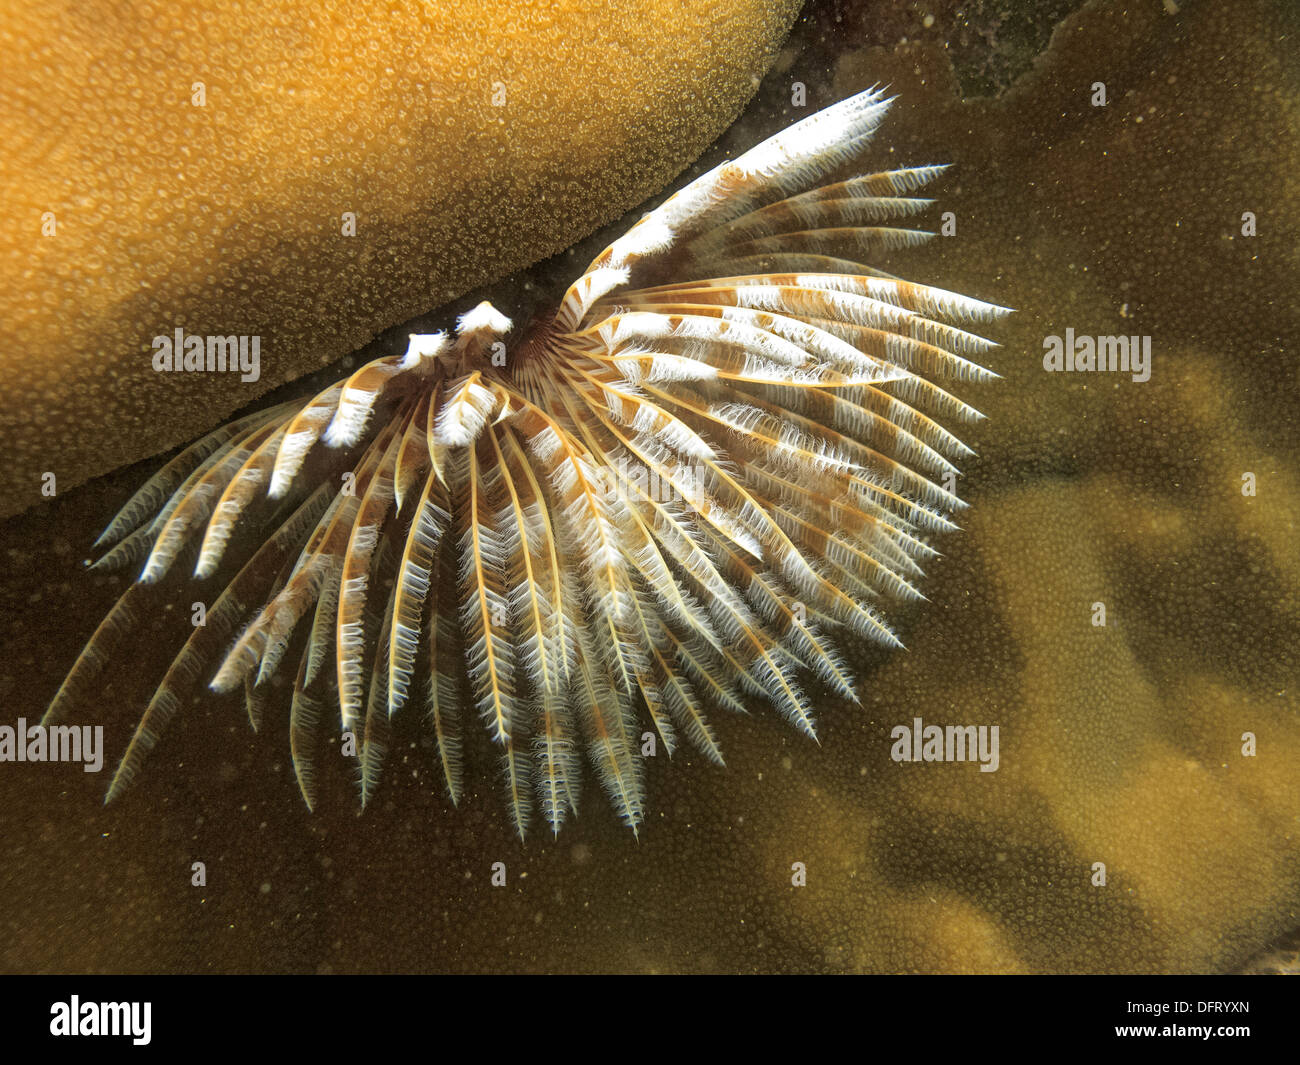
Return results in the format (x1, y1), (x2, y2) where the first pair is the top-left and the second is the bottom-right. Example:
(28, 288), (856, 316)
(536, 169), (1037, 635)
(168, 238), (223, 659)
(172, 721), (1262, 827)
(0, 0), (1296, 979)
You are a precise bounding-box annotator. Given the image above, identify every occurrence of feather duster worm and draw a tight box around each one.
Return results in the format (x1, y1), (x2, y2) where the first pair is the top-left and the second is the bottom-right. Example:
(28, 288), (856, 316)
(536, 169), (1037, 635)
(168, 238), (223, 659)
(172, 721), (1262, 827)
(45, 88), (1009, 838)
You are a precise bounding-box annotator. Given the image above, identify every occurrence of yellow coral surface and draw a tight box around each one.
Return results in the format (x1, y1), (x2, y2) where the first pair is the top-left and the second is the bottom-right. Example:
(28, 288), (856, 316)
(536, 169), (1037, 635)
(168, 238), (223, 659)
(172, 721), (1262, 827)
(0, 0), (799, 518)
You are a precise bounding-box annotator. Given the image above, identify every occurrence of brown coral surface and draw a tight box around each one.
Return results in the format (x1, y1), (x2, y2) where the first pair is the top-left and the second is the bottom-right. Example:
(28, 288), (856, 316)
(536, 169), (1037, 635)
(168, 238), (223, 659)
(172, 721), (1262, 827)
(0, 0), (799, 518)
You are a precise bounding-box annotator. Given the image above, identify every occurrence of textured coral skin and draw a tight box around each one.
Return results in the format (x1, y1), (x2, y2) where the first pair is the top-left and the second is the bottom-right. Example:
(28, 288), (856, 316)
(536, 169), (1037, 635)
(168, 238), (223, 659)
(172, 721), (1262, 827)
(0, 0), (799, 518)
(0, 0), (1295, 975)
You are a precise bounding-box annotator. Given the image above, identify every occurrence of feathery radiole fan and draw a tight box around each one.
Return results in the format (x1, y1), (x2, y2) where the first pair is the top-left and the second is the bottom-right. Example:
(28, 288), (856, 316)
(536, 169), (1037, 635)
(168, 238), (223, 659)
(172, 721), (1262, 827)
(45, 87), (1009, 839)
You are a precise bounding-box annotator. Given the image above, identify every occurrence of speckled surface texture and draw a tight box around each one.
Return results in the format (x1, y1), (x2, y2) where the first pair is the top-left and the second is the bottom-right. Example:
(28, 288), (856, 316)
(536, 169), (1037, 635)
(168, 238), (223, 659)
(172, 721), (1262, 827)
(0, 0), (799, 518)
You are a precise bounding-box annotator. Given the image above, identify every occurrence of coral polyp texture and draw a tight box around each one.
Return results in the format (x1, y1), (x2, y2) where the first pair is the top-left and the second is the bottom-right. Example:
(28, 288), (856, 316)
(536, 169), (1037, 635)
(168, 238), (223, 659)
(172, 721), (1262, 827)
(0, 0), (800, 519)
(46, 89), (1008, 839)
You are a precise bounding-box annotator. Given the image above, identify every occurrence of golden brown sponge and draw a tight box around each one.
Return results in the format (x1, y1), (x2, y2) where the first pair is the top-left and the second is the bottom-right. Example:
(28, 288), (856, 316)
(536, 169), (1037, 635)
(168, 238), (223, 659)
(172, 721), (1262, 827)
(0, 0), (800, 518)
